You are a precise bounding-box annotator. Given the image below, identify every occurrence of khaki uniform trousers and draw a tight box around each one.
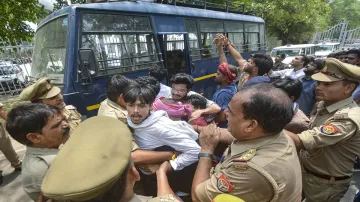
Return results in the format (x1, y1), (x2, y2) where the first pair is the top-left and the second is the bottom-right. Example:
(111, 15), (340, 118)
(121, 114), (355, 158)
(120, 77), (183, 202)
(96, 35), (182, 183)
(302, 169), (351, 202)
(0, 125), (21, 169)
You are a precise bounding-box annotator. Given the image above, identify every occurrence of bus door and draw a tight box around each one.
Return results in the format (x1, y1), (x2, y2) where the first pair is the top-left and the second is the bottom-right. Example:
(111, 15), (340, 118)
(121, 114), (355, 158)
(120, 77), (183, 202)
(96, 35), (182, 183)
(157, 33), (191, 80)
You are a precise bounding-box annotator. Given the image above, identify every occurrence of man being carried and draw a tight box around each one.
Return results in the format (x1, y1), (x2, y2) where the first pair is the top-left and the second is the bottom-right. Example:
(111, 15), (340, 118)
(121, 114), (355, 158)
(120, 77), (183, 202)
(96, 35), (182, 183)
(285, 58), (360, 202)
(125, 83), (200, 195)
(6, 103), (70, 201)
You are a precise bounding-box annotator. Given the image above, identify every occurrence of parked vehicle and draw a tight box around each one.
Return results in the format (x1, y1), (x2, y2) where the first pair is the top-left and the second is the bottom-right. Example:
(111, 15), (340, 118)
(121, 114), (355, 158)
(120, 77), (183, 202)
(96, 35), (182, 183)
(270, 44), (316, 64)
(315, 42), (340, 59)
(0, 64), (28, 92)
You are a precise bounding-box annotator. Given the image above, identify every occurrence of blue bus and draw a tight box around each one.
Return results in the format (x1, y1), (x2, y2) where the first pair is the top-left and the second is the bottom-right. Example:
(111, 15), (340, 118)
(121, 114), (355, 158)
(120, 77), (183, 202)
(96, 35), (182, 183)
(30, 1), (266, 117)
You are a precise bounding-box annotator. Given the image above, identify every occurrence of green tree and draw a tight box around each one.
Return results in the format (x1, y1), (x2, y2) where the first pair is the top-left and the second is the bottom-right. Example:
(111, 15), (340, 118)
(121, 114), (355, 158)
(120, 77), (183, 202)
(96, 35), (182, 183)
(0, 0), (46, 46)
(53, 0), (87, 11)
(329, 0), (360, 29)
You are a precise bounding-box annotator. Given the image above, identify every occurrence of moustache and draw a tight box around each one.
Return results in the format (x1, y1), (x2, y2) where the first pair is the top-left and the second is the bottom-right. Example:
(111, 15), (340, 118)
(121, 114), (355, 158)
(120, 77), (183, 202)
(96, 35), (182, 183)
(131, 114), (142, 118)
(62, 127), (70, 136)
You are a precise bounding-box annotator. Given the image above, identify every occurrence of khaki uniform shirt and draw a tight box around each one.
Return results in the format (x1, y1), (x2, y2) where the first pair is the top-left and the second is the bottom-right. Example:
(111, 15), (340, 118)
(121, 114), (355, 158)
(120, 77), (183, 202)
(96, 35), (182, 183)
(195, 133), (302, 202)
(63, 105), (81, 133)
(129, 194), (180, 202)
(22, 147), (59, 201)
(298, 97), (360, 177)
(97, 98), (139, 151)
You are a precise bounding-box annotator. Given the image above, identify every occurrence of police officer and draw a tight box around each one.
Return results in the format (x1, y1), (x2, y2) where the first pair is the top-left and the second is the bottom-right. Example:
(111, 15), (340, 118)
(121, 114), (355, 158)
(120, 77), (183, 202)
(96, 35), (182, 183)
(40, 116), (180, 202)
(19, 78), (81, 132)
(286, 58), (360, 202)
(191, 83), (302, 202)
(0, 101), (21, 185)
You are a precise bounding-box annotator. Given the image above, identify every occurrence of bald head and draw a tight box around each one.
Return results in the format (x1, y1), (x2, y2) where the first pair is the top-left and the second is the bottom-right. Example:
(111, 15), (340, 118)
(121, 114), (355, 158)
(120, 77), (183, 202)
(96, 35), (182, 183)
(235, 83), (294, 134)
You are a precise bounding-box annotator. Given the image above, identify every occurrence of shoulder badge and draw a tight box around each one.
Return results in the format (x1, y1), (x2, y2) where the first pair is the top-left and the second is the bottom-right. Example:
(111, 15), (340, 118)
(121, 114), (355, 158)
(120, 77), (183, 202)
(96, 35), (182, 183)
(217, 174), (235, 193)
(65, 105), (77, 110)
(235, 149), (257, 162)
(320, 123), (338, 135)
(150, 194), (180, 202)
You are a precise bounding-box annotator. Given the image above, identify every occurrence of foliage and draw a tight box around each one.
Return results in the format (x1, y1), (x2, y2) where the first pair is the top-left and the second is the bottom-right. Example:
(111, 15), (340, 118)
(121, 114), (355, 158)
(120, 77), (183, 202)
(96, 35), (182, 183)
(329, 0), (360, 29)
(53, 0), (87, 11)
(0, 0), (47, 47)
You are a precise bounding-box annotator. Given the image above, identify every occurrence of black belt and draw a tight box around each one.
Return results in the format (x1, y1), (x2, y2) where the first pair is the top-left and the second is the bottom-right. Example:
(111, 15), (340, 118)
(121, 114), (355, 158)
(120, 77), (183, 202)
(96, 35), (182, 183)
(304, 166), (351, 181)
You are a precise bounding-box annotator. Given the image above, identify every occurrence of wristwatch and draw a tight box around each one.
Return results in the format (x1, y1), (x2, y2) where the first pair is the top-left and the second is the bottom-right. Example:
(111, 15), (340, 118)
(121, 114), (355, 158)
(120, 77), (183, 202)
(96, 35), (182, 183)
(198, 153), (216, 160)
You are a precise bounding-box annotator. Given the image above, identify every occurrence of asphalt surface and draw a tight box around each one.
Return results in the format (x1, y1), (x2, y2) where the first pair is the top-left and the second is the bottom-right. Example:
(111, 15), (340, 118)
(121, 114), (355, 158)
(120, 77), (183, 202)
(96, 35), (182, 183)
(0, 136), (359, 202)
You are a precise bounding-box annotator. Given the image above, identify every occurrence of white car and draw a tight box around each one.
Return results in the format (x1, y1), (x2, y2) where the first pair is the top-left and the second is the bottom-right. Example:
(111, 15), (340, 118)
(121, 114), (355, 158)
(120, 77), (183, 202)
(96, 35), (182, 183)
(271, 44), (316, 64)
(0, 64), (28, 92)
(315, 42), (340, 59)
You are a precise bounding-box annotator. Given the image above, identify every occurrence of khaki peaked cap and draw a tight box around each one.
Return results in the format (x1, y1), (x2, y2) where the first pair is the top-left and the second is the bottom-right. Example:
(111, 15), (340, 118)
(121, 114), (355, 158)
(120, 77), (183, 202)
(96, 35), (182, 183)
(41, 116), (132, 201)
(312, 58), (360, 82)
(19, 78), (61, 101)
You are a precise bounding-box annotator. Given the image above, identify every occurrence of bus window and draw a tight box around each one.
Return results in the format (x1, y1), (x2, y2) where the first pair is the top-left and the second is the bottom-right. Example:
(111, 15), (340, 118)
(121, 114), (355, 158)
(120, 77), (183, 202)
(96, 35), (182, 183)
(225, 21), (244, 51)
(300, 48), (306, 54)
(245, 23), (260, 51)
(81, 13), (161, 76)
(185, 19), (201, 61)
(199, 20), (224, 58)
(161, 34), (187, 77)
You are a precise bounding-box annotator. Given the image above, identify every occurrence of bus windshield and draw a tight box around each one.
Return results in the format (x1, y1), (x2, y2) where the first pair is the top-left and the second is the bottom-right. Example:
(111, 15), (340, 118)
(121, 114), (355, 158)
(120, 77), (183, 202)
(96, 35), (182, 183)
(31, 16), (68, 85)
(271, 49), (301, 57)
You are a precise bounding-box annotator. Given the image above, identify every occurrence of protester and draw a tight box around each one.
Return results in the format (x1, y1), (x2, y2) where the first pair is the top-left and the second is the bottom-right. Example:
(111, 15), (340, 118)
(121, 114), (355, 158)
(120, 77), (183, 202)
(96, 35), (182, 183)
(273, 54), (290, 71)
(192, 83), (302, 202)
(285, 58), (360, 202)
(125, 83), (200, 195)
(40, 116), (180, 202)
(269, 54), (310, 80)
(149, 66), (172, 98)
(212, 62), (237, 128)
(0, 102), (21, 185)
(296, 59), (323, 116)
(6, 103), (70, 201)
(272, 78), (310, 133)
(345, 49), (360, 66)
(214, 34), (273, 89)
(136, 76), (161, 95)
(99, 75), (174, 166)
(169, 73), (221, 121)
(19, 78), (81, 133)
(335, 51), (348, 62)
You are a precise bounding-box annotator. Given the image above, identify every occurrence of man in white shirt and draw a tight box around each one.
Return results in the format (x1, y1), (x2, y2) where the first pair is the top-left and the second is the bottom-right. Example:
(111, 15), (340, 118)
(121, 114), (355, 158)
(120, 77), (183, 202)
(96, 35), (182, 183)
(149, 66), (172, 98)
(5, 103), (70, 201)
(124, 82), (200, 195)
(168, 73), (221, 121)
(269, 54), (310, 80)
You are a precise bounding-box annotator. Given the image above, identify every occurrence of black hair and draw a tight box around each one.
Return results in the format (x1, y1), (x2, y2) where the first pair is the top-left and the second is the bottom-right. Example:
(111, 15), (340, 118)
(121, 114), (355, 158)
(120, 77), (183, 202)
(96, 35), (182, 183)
(187, 94), (207, 109)
(149, 66), (167, 82)
(6, 103), (60, 146)
(170, 73), (195, 89)
(327, 52), (337, 58)
(84, 164), (130, 202)
(239, 83), (293, 134)
(347, 49), (360, 58)
(106, 75), (133, 103)
(280, 54), (286, 59)
(135, 76), (160, 95)
(312, 59), (324, 70)
(252, 54), (273, 76)
(299, 54), (310, 67)
(123, 83), (156, 105)
(335, 51), (348, 57)
(271, 78), (303, 101)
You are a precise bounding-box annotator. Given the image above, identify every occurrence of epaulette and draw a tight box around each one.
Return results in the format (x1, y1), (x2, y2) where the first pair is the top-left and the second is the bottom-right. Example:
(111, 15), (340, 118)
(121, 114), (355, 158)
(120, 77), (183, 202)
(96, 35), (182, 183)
(65, 105), (77, 110)
(232, 149), (256, 170)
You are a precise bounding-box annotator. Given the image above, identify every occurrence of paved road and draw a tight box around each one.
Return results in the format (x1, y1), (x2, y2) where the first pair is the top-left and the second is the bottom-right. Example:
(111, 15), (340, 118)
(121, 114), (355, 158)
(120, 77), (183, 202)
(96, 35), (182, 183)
(0, 136), (359, 202)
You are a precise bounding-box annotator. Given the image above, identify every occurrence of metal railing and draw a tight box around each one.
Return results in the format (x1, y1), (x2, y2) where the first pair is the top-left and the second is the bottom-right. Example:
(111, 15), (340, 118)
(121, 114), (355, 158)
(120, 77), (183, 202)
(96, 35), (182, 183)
(0, 39), (32, 100)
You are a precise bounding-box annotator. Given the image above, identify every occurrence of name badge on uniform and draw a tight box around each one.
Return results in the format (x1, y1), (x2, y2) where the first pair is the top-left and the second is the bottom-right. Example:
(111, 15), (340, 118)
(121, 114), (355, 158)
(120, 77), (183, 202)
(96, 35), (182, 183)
(217, 174), (234, 193)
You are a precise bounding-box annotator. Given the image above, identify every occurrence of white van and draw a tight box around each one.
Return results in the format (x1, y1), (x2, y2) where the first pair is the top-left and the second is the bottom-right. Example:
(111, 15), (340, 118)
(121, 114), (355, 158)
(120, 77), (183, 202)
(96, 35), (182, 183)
(270, 44), (316, 64)
(315, 42), (340, 58)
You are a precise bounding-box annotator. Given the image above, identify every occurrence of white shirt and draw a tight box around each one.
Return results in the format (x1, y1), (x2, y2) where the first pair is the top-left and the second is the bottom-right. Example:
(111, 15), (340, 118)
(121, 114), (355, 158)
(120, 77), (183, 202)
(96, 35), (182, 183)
(22, 147), (59, 201)
(270, 68), (305, 80)
(127, 110), (200, 171)
(157, 83), (172, 99)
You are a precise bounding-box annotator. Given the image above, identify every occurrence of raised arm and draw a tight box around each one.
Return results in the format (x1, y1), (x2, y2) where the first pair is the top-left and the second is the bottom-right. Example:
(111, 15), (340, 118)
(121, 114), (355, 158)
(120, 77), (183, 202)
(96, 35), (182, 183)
(131, 150), (173, 165)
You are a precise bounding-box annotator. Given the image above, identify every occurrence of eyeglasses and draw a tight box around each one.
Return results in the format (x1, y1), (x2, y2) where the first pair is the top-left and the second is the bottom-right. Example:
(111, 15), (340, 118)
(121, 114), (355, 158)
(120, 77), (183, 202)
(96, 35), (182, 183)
(171, 88), (187, 93)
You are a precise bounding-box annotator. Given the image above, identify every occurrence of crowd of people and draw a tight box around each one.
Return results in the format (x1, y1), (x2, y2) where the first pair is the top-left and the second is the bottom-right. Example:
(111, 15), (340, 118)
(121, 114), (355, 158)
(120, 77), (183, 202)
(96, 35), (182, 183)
(0, 34), (360, 202)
